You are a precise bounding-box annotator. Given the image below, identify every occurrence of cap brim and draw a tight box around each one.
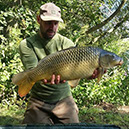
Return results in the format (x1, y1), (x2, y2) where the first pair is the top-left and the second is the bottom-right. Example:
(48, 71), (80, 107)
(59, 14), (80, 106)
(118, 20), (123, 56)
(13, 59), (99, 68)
(40, 15), (63, 22)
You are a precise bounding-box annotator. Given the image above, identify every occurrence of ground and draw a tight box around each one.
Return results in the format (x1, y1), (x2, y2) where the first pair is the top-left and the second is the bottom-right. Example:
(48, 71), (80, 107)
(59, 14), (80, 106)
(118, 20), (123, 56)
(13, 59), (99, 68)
(0, 103), (129, 129)
(79, 103), (129, 129)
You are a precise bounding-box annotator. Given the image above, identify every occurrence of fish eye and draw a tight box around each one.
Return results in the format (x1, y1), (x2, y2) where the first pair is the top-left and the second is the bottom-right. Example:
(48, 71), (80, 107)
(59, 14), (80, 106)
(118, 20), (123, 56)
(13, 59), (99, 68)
(111, 55), (116, 60)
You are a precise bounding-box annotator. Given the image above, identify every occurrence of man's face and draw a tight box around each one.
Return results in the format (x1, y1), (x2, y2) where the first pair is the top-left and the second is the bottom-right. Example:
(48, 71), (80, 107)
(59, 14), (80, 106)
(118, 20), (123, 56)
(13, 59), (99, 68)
(40, 20), (59, 39)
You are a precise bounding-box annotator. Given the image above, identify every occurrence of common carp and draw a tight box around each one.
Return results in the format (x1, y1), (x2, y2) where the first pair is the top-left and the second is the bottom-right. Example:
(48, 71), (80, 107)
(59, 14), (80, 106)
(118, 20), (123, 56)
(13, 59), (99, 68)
(12, 46), (123, 97)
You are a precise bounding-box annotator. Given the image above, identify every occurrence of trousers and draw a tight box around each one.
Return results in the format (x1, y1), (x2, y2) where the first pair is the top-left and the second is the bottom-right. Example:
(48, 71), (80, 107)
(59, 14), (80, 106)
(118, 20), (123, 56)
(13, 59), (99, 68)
(22, 96), (79, 124)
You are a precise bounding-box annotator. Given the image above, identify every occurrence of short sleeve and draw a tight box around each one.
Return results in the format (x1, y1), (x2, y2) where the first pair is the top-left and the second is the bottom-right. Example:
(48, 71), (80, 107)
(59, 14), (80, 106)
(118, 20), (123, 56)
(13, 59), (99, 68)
(62, 37), (76, 49)
(19, 39), (38, 70)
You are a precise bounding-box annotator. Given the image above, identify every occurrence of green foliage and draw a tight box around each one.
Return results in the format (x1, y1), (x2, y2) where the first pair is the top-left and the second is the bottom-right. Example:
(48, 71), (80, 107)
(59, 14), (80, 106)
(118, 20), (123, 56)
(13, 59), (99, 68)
(0, 6), (38, 104)
(57, 0), (104, 43)
(0, 103), (25, 125)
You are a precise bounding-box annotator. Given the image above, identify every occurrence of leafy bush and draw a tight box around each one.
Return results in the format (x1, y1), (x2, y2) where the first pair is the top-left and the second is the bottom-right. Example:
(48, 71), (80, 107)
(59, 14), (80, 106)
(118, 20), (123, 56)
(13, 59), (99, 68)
(0, 6), (38, 105)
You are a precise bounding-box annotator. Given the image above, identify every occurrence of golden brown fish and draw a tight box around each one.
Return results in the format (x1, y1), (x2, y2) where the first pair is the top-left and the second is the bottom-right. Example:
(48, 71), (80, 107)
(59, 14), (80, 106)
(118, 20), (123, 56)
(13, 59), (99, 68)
(12, 46), (123, 97)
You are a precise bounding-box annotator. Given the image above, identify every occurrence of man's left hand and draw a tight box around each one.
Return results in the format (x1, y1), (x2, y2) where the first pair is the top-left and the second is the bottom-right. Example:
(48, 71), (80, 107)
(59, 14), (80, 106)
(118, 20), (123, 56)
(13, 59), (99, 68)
(89, 68), (107, 80)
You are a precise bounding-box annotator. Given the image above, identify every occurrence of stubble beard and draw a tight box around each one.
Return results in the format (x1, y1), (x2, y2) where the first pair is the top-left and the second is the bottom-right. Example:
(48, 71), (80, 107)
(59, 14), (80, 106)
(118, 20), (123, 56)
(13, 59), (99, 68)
(40, 28), (55, 39)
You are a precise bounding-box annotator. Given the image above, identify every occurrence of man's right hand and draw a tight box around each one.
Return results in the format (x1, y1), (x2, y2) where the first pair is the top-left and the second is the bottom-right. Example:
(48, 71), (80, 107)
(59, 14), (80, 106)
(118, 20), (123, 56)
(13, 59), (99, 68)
(42, 74), (66, 85)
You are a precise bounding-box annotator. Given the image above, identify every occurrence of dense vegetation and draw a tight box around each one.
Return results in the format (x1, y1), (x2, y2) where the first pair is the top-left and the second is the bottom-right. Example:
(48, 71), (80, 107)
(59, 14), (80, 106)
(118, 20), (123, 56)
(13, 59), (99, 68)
(0, 0), (129, 127)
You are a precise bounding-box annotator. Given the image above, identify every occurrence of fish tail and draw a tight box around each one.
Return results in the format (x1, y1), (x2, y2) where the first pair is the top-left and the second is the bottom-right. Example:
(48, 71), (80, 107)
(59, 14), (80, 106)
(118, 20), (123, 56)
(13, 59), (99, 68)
(12, 71), (35, 97)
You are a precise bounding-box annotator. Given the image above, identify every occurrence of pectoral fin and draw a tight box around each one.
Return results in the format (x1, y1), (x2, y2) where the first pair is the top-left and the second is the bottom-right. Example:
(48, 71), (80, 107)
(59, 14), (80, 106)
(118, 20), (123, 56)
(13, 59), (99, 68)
(97, 68), (105, 83)
(68, 79), (80, 88)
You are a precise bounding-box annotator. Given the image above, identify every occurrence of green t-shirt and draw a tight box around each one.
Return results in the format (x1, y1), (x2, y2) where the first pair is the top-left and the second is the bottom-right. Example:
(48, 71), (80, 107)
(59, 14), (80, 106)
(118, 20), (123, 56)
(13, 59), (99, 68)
(19, 33), (75, 103)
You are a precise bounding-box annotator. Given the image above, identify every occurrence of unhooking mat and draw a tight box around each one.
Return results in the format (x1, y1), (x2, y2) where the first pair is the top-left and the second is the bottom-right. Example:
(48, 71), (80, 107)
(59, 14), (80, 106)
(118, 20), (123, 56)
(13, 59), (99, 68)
(0, 123), (121, 129)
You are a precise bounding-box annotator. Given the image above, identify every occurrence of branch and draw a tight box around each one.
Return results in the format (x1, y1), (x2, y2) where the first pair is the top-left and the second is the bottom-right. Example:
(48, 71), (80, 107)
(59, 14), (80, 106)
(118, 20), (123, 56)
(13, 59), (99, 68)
(85, 0), (127, 34)
(92, 12), (129, 44)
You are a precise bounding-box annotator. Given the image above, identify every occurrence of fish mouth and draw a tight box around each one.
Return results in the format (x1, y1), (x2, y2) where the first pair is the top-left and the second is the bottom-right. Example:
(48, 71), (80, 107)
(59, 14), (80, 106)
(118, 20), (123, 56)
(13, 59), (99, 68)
(119, 59), (123, 65)
(115, 59), (123, 66)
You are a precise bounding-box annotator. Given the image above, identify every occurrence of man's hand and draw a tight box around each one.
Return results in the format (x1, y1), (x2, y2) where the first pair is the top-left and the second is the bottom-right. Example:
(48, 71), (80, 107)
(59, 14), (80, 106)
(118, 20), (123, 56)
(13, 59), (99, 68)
(42, 74), (66, 85)
(89, 68), (107, 80)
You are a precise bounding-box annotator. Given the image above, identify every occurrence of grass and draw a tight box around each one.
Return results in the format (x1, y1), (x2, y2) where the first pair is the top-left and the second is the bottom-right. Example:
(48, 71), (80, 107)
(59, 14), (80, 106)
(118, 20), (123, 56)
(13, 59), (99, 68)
(79, 106), (129, 129)
(0, 104), (25, 125)
(0, 103), (129, 129)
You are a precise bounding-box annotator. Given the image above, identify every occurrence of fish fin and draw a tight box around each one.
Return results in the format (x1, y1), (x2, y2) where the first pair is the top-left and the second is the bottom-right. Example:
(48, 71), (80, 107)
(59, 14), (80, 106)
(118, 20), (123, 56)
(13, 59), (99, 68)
(97, 68), (105, 83)
(12, 71), (35, 97)
(68, 79), (80, 88)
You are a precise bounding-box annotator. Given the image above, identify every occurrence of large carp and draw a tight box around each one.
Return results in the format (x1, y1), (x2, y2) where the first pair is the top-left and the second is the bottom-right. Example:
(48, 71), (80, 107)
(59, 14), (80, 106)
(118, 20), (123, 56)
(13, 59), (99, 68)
(12, 46), (123, 97)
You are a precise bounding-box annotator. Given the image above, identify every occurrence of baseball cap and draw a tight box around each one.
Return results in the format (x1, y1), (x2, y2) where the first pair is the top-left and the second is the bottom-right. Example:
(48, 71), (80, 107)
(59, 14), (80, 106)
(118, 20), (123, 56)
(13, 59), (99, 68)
(40, 3), (63, 22)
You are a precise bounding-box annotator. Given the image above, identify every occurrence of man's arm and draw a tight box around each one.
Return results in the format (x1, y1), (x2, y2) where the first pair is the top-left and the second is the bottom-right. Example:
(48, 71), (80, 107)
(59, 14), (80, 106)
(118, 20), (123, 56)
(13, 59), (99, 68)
(19, 39), (38, 70)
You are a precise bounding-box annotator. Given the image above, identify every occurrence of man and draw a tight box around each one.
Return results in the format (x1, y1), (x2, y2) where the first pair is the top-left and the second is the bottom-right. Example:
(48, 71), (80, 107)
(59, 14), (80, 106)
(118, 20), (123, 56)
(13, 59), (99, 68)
(20, 3), (99, 124)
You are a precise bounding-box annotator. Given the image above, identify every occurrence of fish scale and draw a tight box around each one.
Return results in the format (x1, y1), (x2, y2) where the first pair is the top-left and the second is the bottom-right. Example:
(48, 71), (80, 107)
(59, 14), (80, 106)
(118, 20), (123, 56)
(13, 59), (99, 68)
(33, 47), (99, 80)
